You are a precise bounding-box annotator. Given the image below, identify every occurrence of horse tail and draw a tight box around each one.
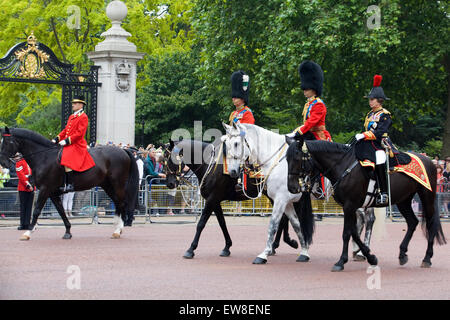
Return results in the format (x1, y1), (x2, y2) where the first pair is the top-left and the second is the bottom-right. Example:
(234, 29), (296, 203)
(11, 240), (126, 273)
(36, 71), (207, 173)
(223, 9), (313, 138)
(417, 154), (446, 246)
(421, 193), (447, 246)
(123, 149), (140, 217)
(293, 192), (315, 246)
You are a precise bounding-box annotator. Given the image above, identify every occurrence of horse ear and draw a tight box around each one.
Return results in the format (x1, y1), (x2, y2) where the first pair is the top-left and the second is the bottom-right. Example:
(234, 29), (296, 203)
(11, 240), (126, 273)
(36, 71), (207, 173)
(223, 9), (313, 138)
(222, 122), (231, 133)
(169, 139), (174, 150)
(4, 126), (10, 134)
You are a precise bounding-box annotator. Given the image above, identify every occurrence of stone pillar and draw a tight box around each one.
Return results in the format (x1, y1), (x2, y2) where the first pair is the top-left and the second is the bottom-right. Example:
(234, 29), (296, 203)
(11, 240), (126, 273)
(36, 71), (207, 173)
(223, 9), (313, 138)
(87, 0), (144, 146)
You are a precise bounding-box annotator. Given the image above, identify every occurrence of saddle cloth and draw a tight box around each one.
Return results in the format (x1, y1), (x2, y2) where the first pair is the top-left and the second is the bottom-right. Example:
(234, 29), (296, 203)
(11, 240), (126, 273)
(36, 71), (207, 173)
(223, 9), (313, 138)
(360, 152), (431, 192)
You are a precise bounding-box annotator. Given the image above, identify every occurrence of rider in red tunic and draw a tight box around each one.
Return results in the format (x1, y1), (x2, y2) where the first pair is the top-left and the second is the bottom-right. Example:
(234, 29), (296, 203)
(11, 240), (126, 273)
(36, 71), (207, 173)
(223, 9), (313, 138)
(286, 61), (331, 206)
(287, 61), (331, 141)
(229, 70), (255, 125)
(52, 96), (95, 192)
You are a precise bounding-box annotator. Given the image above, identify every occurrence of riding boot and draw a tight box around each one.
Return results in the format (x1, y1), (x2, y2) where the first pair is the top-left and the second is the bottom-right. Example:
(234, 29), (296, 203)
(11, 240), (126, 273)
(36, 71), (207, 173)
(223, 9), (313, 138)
(375, 163), (389, 206)
(60, 171), (75, 193)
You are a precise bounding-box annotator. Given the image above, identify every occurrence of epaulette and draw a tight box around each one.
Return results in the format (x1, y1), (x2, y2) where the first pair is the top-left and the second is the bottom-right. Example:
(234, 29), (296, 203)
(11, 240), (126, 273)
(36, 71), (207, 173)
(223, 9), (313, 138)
(381, 108), (390, 115)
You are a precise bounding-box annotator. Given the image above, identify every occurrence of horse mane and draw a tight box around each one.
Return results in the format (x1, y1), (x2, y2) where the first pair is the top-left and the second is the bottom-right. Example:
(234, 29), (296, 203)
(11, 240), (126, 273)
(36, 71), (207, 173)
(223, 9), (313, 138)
(305, 140), (351, 154)
(11, 128), (54, 147)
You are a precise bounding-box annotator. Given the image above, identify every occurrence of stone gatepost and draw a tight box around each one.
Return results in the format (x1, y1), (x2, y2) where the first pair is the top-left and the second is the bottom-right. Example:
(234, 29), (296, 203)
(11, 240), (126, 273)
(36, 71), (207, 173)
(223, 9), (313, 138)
(87, 0), (144, 146)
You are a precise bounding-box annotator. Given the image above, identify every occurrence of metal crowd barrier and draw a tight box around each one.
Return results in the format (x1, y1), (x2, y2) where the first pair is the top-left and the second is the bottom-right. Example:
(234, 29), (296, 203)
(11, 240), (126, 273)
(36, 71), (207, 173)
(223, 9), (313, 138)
(0, 177), (449, 227)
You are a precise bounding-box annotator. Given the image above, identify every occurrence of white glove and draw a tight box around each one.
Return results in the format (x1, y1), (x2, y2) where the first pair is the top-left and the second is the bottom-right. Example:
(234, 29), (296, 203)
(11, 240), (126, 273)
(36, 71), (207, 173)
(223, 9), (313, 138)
(59, 140), (67, 146)
(51, 139), (56, 144)
(355, 133), (365, 141)
(26, 182), (33, 191)
(286, 131), (296, 138)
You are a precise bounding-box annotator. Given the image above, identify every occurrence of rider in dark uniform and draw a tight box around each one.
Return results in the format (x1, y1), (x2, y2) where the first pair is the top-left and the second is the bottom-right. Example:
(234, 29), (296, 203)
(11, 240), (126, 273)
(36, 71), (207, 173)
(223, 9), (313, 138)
(354, 75), (391, 206)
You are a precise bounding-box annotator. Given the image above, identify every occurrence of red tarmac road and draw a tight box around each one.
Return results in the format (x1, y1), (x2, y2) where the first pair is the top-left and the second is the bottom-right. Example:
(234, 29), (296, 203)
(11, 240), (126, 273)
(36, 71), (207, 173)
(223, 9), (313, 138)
(0, 217), (449, 300)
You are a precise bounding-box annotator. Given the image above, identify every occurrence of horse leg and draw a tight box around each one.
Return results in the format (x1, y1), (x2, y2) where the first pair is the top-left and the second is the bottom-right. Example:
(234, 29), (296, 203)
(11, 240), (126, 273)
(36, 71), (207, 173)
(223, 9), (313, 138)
(332, 206), (377, 271)
(102, 183), (125, 239)
(20, 190), (48, 241)
(50, 195), (72, 239)
(270, 214), (298, 256)
(183, 201), (214, 259)
(396, 198), (419, 266)
(269, 215), (285, 256)
(253, 201), (286, 264)
(213, 204), (232, 257)
(281, 214), (298, 249)
(353, 208), (366, 261)
(283, 203), (310, 262)
(363, 208), (375, 249)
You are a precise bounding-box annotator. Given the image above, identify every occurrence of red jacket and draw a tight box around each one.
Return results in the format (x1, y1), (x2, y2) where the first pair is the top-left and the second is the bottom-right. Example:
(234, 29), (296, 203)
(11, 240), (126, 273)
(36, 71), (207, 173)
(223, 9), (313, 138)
(297, 97), (332, 141)
(16, 159), (34, 192)
(229, 106), (255, 125)
(58, 110), (95, 172)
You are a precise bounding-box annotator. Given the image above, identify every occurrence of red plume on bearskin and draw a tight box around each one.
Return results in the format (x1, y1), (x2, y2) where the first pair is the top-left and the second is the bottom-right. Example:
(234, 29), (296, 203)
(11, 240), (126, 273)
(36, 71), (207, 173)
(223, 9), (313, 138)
(373, 75), (382, 87)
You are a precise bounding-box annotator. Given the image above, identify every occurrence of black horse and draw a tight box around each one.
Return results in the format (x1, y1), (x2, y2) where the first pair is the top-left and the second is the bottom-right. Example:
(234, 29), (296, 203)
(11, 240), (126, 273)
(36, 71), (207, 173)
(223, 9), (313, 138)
(163, 139), (300, 259)
(0, 127), (139, 240)
(285, 135), (446, 271)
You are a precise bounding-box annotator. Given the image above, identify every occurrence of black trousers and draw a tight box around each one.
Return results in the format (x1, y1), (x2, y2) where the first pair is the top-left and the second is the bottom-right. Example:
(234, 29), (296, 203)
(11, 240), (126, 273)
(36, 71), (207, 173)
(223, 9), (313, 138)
(19, 191), (34, 228)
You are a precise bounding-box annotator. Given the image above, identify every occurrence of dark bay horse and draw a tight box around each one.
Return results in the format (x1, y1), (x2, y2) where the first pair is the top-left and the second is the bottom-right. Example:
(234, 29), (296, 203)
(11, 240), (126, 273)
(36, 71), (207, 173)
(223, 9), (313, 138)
(0, 127), (139, 240)
(163, 139), (300, 259)
(285, 136), (446, 271)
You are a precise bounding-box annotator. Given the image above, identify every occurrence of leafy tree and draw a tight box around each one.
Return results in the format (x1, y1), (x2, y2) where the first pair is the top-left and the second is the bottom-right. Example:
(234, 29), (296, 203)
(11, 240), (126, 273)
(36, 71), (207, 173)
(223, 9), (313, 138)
(193, 0), (449, 154)
(136, 50), (222, 145)
(0, 0), (194, 134)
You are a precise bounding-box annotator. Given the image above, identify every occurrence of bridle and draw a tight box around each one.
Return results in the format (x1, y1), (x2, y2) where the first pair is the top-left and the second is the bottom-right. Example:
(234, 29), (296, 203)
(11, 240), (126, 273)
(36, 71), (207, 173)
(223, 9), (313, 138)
(288, 141), (314, 193)
(1, 132), (60, 162)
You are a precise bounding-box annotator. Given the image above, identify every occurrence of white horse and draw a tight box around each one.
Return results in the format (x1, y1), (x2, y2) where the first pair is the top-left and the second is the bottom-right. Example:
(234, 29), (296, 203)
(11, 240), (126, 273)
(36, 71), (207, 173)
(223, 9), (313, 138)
(222, 122), (313, 264)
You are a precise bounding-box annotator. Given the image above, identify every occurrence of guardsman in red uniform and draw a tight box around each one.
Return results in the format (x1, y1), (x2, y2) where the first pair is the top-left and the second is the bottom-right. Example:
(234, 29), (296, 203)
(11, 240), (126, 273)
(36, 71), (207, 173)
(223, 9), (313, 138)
(52, 96), (95, 192)
(287, 60), (331, 141)
(14, 153), (35, 230)
(286, 61), (331, 208)
(229, 71), (255, 125)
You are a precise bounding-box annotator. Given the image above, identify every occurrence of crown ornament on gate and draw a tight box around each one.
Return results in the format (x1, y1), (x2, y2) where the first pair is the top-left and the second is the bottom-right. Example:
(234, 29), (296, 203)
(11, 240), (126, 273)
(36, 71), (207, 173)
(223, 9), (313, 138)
(14, 32), (49, 79)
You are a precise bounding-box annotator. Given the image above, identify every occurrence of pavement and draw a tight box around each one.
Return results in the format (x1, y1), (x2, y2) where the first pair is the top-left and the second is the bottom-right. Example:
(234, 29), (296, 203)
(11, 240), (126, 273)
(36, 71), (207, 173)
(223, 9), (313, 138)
(0, 216), (449, 300)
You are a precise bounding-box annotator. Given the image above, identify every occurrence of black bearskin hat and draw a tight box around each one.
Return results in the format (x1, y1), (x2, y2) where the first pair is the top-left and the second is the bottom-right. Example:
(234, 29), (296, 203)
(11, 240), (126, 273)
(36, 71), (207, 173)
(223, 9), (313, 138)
(298, 61), (324, 97)
(231, 71), (250, 104)
(365, 75), (390, 100)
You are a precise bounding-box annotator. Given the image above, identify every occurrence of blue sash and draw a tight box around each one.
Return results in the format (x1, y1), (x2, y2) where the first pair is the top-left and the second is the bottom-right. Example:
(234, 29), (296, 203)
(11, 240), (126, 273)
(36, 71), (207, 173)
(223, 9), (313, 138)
(233, 107), (251, 123)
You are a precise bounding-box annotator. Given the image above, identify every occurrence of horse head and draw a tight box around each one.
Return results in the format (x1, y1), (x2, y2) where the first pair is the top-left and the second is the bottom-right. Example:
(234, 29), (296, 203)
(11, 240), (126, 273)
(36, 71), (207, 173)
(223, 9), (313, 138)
(1, 127), (19, 162)
(285, 133), (313, 194)
(163, 139), (185, 189)
(222, 122), (252, 179)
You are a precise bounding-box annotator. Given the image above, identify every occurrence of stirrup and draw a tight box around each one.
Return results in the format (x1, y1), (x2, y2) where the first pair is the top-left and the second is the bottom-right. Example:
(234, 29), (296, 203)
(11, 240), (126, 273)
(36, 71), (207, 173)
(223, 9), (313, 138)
(59, 184), (74, 193)
(376, 193), (389, 206)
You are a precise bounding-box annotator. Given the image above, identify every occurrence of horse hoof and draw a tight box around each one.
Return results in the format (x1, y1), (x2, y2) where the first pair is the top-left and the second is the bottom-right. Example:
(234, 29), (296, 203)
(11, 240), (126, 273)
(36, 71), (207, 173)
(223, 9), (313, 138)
(19, 235), (30, 241)
(367, 255), (378, 266)
(288, 240), (299, 249)
(252, 257), (267, 265)
(399, 255), (408, 265)
(421, 261), (432, 268)
(296, 255), (310, 262)
(111, 233), (121, 239)
(183, 251), (194, 259)
(62, 233), (72, 240)
(331, 264), (344, 272)
(219, 249), (230, 257)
